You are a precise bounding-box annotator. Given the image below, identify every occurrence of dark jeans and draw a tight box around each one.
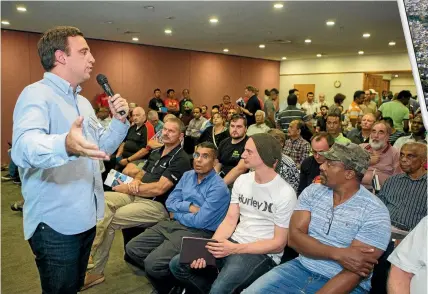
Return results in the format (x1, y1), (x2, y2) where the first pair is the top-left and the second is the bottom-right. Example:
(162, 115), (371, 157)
(125, 220), (213, 294)
(28, 223), (96, 294)
(169, 250), (277, 294)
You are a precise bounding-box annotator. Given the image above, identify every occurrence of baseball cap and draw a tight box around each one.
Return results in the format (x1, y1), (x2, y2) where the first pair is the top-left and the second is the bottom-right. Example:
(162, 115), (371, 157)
(319, 142), (370, 174)
(369, 89), (378, 94)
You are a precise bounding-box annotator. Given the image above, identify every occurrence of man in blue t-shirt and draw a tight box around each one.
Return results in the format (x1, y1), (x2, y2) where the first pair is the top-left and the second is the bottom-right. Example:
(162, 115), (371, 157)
(244, 142), (391, 294)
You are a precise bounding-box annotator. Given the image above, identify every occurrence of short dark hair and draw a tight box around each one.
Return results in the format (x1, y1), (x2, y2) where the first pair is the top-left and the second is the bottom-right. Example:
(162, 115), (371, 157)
(287, 94), (298, 106)
(202, 105), (208, 109)
(307, 92), (314, 97)
(264, 89), (270, 96)
(289, 88), (299, 95)
(230, 114), (247, 127)
(167, 89), (175, 95)
(212, 105), (220, 110)
(353, 90), (365, 100)
(245, 85), (257, 93)
(320, 105), (329, 110)
(154, 88), (161, 93)
(196, 141), (218, 158)
(382, 117), (394, 128)
(334, 93), (346, 104)
(311, 132), (335, 147)
(397, 90), (412, 101)
(38, 26), (84, 71)
(327, 113), (341, 121)
(193, 107), (201, 112)
(270, 88), (279, 95)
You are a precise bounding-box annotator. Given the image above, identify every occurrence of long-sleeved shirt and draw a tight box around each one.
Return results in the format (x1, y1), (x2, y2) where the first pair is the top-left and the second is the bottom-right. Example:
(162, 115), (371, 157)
(12, 72), (129, 240)
(166, 169), (230, 231)
(186, 117), (207, 138)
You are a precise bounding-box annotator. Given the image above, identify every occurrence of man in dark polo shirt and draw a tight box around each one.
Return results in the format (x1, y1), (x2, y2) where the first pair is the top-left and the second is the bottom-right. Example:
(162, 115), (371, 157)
(116, 107), (155, 176)
(83, 117), (191, 290)
(240, 85), (261, 126)
(148, 88), (166, 121)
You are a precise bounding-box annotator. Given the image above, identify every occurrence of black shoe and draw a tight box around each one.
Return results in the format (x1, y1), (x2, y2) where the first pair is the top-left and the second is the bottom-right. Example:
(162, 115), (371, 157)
(1, 174), (14, 181)
(13, 178), (21, 185)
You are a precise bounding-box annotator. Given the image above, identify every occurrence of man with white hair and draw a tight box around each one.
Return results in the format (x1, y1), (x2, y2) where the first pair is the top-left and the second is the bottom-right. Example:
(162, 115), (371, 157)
(360, 121), (401, 191)
(246, 110), (270, 136)
(147, 110), (164, 133)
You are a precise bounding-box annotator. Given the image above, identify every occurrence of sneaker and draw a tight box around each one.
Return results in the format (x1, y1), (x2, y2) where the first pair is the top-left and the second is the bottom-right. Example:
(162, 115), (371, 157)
(80, 273), (105, 291)
(13, 178), (21, 185)
(1, 174), (14, 181)
(10, 200), (24, 212)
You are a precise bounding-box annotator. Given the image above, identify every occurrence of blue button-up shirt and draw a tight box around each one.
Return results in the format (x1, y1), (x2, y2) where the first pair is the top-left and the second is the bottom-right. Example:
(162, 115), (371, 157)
(12, 72), (129, 240)
(166, 169), (230, 231)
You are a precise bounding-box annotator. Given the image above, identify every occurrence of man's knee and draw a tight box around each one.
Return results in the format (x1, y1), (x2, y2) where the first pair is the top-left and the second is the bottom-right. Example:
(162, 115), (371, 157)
(144, 253), (170, 279)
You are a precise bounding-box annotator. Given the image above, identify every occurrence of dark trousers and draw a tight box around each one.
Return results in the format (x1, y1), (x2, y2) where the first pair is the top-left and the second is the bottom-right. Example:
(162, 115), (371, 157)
(125, 220), (213, 294)
(28, 223), (96, 294)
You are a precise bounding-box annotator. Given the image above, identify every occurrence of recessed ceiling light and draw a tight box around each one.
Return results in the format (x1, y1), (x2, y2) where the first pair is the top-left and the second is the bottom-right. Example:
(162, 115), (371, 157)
(209, 18), (219, 24)
(274, 3), (284, 9)
(1, 20), (10, 25)
(358, 51), (364, 55)
(305, 39), (312, 43)
(132, 37), (139, 41)
(363, 33), (371, 38)
(281, 57), (287, 60)
(259, 44), (266, 48)
(395, 74), (399, 78)
(389, 41), (396, 46)
(223, 48), (229, 52)
(316, 54), (322, 57)
(326, 21), (335, 26)
(164, 29), (172, 34)
(16, 6), (27, 12)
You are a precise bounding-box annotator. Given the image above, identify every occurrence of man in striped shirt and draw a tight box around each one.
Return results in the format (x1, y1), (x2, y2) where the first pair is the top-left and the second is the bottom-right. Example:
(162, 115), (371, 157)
(378, 142), (427, 232)
(276, 94), (311, 134)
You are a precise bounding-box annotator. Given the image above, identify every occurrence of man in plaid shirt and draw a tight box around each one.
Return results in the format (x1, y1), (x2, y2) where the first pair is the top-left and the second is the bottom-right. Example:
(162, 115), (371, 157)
(283, 120), (311, 168)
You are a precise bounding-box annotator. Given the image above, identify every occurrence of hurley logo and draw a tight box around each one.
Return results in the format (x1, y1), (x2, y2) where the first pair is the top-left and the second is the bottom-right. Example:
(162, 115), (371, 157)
(238, 194), (273, 213)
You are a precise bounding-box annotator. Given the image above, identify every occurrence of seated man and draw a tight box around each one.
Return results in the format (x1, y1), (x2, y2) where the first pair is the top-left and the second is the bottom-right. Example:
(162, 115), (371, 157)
(394, 114), (426, 150)
(125, 142), (230, 294)
(116, 107), (155, 176)
(246, 110), (270, 136)
(387, 217), (427, 294)
(245, 142), (391, 294)
(147, 110), (164, 133)
(283, 120), (311, 168)
(326, 113), (351, 144)
(378, 142), (427, 233)
(170, 133), (297, 294)
(298, 132), (334, 195)
(185, 107), (207, 140)
(360, 121), (401, 192)
(83, 118), (191, 290)
(96, 107), (112, 129)
(347, 113), (376, 145)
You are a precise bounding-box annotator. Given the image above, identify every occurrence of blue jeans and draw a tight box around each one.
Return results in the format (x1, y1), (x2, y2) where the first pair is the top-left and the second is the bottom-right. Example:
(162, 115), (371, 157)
(243, 258), (368, 294)
(28, 223), (96, 294)
(8, 149), (18, 178)
(169, 252), (276, 294)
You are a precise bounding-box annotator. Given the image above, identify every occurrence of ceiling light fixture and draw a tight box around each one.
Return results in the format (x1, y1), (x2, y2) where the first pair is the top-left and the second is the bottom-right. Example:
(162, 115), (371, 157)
(281, 57), (287, 60)
(16, 6), (27, 12)
(305, 39), (312, 43)
(389, 41), (396, 46)
(132, 37), (139, 41)
(164, 29), (172, 34)
(223, 48), (229, 52)
(395, 74), (399, 78)
(209, 18), (219, 23)
(143, 5), (154, 10)
(363, 33), (371, 38)
(326, 21), (335, 26)
(274, 3), (284, 9)
(358, 51), (364, 55)
(1, 20), (10, 25)
(259, 44), (266, 48)
(317, 54), (322, 57)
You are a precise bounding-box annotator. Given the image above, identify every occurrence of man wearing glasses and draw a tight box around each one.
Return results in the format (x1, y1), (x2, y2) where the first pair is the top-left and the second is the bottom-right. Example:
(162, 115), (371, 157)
(245, 142), (391, 294)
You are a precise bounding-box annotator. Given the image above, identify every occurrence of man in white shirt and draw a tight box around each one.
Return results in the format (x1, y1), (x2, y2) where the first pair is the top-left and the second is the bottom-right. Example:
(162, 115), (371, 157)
(169, 133), (297, 293)
(387, 217), (427, 294)
(246, 110), (270, 136)
(301, 92), (320, 126)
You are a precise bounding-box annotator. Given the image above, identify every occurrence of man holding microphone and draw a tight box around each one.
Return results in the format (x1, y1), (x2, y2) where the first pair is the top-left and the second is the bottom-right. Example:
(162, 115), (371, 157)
(11, 26), (130, 294)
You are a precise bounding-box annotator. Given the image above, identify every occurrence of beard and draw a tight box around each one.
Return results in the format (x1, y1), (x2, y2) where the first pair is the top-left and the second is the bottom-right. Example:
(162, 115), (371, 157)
(369, 139), (385, 150)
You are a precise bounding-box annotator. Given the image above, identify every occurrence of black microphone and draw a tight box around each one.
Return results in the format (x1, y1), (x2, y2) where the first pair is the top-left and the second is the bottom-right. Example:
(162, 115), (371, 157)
(96, 74), (126, 116)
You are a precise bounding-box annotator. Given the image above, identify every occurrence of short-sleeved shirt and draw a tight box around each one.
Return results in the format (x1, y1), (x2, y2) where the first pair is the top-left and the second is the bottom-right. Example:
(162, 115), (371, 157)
(295, 184), (391, 291)
(164, 98), (180, 115)
(333, 133), (352, 144)
(142, 144), (191, 205)
(122, 121), (155, 158)
(387, 217), (427, 294)
(276, 106), (311, 133)
(217, 137), (249, 176)
(316, 116), (327, 132)
(379, 101), (409, 131)
(347, 101), (364, 120)
(283, 137), (311, 166)
(359, 101), (377, 115)
(231, 172), (297, 264)
(245, 95), (262, 126)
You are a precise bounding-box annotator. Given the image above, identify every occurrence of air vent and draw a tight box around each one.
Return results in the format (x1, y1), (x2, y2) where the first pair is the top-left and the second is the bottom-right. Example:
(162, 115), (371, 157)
(267, 39), (292, 44)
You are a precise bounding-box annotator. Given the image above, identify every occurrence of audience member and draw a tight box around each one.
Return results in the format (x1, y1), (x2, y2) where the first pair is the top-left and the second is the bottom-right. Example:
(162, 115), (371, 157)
(96, 107), (111, 129)
(179, 89), (193, 115)
(264, 88), (280, 128)
(245, 142), (391, 294)
(246, 110), (270, 136)
(283, 120), (311, 168)
(185, 107), (207, 140)
(377, 90), (411, 133)
(276, 94), (311, 134)
(268, 129), (301, 192)
(316, 105), (329, 132)
(298, 132), (334, 195)
(147, 114), (176, 151)
(164, 89), (180, 116)
(387, 217), (427, 294)
(125, 142), (230, 294)
(240, 86), (261, 126)
(219, 95), (237, 120)
(318, 93), (328, 107)
(360, 121), (401, 191)
(326, 113), (351, 144)
(394, 114), (426, 150)
(347, 113), (376, 144)
(201, 105), (210, 119)
(383, 117), (406, 145)
(360, 89), (378, 115)
(328, 93), (346, 117)
(180, 101), (194, 126)
(148, 88), (166, 120)
(301, 92), (320, 126)
(96, 92), (110, 109)
(115, 107), (155, 175)
(378, 142), (427, 232)
(147, 110), (164, 133)
(170, 133), (297, 294)
(83, 118), (191, 290)
(198, 113), (229, 148)
(226, 108), (238, 127)
(346, 90), (365, 127)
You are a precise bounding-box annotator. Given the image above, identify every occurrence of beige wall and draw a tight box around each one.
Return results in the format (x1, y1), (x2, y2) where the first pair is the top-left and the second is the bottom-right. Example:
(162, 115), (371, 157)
(390, 76), (417, 95)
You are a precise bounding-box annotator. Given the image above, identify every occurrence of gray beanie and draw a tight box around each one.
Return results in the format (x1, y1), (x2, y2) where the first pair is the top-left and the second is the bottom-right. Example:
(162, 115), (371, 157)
(250, 133), (282, 168)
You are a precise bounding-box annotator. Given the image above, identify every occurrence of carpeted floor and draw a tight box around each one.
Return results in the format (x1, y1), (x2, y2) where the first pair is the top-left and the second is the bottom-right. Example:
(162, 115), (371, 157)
(1, 172), (153, 293)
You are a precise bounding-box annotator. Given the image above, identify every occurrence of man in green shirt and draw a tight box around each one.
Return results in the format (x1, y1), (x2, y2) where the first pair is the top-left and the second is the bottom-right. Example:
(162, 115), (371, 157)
(326, 113), (351, 144)
(377, 90), (411, 133)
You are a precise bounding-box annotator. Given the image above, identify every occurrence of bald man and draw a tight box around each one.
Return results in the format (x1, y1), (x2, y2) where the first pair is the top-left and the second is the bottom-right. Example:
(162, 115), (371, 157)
(116, 107), (155, 174)
(347, 113), (376, 144)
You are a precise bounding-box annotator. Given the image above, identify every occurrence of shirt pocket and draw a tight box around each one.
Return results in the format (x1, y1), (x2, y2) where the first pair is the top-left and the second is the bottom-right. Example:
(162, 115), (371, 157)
(330, 211), (361, 246)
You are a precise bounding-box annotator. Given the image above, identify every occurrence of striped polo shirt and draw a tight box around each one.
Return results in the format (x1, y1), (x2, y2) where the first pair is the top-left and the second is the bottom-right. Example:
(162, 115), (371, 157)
(276, 106), (310, 133)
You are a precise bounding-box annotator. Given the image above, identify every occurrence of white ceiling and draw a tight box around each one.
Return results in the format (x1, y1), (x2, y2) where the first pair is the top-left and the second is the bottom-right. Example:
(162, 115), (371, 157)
(1, 1), (408, 61)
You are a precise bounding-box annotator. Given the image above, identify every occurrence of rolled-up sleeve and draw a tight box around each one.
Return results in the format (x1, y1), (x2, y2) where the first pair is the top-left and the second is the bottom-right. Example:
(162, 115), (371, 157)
(98, 117), (129, 154)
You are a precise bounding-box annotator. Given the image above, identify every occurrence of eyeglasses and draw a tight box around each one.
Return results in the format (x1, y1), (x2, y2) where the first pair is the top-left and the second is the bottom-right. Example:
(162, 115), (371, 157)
(193, 152), (210, 160)
(323, 207), (334, 235)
